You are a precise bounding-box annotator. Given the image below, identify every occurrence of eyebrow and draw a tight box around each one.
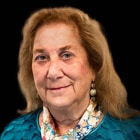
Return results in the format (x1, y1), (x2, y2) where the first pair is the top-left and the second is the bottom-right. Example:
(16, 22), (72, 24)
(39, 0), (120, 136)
(33, 45), (72, 53)
(32, 48), (44, 53)
(59, 45), (71, 52)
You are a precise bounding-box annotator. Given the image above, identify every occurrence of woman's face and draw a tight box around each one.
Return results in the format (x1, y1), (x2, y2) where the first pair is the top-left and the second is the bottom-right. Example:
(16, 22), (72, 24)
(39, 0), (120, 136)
(32, 23), (96, 109)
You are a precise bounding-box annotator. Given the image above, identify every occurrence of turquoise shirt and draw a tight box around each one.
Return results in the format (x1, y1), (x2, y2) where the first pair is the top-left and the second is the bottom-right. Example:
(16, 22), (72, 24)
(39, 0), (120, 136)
(1, 108), (140, 140)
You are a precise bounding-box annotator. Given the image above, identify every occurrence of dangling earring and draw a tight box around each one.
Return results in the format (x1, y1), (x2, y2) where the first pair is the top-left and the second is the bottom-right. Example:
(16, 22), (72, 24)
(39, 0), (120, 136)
(90, 81), (96, 102)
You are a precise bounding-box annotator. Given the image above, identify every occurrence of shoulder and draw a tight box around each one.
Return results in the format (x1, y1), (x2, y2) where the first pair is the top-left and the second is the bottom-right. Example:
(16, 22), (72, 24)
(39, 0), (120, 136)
(104, 113), (140, 128)
(0, 108), (42, 140)
(84, 113), (140, 140)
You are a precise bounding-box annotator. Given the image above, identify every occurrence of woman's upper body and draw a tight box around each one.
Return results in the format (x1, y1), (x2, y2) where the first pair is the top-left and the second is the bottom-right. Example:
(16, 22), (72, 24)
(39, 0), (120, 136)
(1, 107), (140, 140)
(1, 6), (140, 139)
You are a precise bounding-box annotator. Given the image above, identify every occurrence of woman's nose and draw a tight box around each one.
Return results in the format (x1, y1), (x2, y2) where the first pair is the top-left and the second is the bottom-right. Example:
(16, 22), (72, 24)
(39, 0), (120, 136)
(47, 60), (63, 81)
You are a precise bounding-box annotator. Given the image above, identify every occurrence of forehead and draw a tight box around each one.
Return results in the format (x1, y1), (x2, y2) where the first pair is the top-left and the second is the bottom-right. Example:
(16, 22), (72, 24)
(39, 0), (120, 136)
(33, 23), (81, 47)
(32, 23), (88, 57)
(35, 22), (79, 38)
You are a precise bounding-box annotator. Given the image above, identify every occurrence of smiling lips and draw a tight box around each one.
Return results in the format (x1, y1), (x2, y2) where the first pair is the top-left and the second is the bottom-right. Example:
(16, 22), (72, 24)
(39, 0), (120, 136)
(47, 85), (70, 90)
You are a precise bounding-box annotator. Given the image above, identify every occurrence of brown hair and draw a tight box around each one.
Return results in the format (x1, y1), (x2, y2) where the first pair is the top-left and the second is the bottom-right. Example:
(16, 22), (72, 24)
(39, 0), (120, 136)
(17, 6), (140, 119)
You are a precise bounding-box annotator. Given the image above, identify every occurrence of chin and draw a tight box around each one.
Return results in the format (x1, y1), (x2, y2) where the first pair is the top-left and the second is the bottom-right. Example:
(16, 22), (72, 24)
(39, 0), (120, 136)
(49, 100), (72, 108)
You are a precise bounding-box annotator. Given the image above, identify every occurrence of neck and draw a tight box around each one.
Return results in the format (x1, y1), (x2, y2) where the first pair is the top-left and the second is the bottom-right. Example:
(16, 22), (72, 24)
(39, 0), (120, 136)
(40, 100), (98, 135)
(54, 118), (80, 135)
(48, 99), (91, 123)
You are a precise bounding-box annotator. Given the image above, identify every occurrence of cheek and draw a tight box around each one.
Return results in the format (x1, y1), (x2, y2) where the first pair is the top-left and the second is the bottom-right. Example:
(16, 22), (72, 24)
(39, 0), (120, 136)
(76, 62), (92, 76)
(65, 59), (92, 79)
(68, 65), (92, 85)
(32, 64), (44, 84)
(32, 65), (38, 78)
(75, 62), (95, 87)
(66, 65), (84, 79)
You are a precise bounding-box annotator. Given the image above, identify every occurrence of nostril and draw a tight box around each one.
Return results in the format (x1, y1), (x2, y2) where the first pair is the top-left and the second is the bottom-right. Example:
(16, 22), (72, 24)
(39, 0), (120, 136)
(46, 60), (64, 81)
(47, 69), (64, 81)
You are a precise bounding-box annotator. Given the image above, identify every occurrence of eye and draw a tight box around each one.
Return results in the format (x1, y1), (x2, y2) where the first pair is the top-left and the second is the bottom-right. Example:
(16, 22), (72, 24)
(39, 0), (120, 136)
(35, 54), (48, 61)
(61, 52), (73, 59)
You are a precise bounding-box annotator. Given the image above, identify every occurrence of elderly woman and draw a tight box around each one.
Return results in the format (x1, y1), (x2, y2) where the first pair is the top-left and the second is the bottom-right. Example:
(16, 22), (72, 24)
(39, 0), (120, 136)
(1, 6), (140, 140)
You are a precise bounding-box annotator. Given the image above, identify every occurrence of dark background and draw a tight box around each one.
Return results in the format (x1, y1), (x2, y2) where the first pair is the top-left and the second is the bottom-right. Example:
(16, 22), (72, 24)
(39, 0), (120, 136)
(1, 0), (140, 133)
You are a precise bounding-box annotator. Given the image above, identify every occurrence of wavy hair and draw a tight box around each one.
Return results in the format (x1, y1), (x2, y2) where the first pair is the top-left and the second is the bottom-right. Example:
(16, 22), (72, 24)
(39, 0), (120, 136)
(17, 6), (139, 119)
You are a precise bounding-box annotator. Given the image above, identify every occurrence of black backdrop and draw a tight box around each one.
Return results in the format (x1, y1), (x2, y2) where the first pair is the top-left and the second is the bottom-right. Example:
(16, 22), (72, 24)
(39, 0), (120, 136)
(1, 0), (140, 133)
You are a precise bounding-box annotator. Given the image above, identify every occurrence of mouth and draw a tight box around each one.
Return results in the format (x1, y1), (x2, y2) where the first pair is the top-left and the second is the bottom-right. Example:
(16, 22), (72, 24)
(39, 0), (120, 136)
(47, 85), (70, 90)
